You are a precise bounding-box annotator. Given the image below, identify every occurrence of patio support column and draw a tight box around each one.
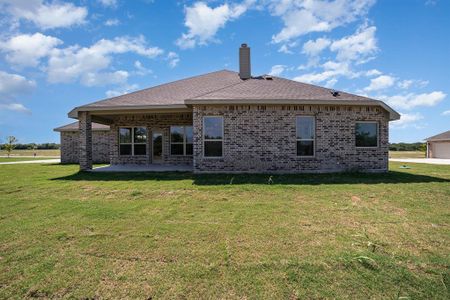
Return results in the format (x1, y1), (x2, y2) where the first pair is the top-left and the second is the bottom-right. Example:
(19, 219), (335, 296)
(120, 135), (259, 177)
(79, 111), (92, 171)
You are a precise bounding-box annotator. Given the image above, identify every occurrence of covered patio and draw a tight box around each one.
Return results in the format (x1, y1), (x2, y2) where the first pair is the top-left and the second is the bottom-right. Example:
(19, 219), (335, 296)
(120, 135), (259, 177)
(72, 110), (194, 171)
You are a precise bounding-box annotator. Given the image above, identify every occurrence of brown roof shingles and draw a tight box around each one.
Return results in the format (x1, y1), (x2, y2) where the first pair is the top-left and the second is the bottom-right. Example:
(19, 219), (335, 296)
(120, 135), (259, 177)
(83, 70), (243, 108)
(191, 75), (372, 101)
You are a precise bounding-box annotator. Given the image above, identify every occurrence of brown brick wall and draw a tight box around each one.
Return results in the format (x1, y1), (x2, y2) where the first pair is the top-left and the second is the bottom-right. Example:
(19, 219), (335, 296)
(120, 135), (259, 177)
(60, 131), (110, 163)
(109, 113), (193, 165)
(192, 104), (390, 173)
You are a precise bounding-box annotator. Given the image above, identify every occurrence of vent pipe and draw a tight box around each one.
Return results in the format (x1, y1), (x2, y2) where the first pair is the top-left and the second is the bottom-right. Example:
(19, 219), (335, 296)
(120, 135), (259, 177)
(239, 43), (251, 80)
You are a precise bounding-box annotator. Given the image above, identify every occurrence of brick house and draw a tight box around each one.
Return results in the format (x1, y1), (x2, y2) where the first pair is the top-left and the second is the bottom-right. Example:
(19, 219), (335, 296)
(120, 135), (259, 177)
(61, 44), (400, 173)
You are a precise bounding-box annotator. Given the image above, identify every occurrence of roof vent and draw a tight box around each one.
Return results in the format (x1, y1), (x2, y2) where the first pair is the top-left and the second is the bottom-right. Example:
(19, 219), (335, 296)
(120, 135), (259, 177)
(330, 90), (340, 97)
(264, 75), (273, 80)
(239, 43), (251, 80)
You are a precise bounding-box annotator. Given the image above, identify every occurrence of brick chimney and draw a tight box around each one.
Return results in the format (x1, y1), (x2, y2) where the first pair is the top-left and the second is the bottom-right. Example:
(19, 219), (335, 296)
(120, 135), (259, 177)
(239, 43), (251, 80)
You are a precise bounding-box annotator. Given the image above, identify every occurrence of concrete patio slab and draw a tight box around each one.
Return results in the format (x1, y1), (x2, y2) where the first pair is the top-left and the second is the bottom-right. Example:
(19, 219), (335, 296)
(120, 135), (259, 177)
(390, 158), (450, 165)
(92, 164), (193, 172)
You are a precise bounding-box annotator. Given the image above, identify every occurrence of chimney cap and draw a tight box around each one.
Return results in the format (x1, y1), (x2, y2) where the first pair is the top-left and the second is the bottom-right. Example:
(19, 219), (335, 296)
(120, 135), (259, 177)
(241, 43), (248, 48)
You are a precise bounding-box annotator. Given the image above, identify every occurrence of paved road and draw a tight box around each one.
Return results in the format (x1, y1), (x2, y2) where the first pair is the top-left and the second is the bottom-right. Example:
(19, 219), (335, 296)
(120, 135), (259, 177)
(390, 158), (450, 165)
(0, 159), (60, 165)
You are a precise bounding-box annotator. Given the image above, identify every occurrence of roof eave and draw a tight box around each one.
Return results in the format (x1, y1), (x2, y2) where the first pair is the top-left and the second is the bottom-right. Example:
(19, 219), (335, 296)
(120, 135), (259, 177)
(68, 104), (190, 119)
(185, 99), (401, 121)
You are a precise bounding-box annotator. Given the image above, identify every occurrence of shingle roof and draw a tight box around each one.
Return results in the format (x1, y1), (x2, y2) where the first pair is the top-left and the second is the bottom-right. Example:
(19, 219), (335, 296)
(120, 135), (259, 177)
(69, 69), (400, 120)
(54, 121), (110, 132)
(425, 130), (450, 141)
(191, 75), (372, 101)
(83, 70), (243, 108)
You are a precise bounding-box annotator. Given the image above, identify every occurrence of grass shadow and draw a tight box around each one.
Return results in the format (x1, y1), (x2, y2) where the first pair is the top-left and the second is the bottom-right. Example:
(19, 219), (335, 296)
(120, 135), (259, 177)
(51, 170), (450, 186)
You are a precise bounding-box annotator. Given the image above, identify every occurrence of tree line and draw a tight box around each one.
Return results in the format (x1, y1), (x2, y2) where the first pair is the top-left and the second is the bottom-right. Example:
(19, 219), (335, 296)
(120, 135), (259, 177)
(389, 142), (426, 151)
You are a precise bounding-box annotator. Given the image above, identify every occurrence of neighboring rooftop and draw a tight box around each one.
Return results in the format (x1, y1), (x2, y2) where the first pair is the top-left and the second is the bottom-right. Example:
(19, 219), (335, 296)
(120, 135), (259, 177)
(425, 130), (450, 141)
(54, 121), (110, 132)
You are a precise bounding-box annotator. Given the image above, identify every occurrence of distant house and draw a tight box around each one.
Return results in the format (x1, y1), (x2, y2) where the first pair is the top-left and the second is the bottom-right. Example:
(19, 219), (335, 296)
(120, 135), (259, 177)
(60, 43), (400, 173)
(54, 122), (110, 163)
(425, 130), (450, 159)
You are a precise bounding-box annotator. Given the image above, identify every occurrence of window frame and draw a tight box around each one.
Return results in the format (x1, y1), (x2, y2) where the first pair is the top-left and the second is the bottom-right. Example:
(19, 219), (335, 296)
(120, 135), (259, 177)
(355, 121), (379, 149)
(296, 115), (315, 158)
(203, 116), (224, 158)
(118, 126), (148, 156)
(170, 125), (193, 156)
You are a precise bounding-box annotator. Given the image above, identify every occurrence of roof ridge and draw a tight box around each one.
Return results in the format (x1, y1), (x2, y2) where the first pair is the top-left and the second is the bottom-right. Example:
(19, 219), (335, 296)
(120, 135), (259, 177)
(79, 69), (238, 108)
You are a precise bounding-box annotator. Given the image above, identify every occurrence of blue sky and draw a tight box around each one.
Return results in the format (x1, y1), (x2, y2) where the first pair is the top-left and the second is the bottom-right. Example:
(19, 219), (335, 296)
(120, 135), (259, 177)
(0, 0), (448, 143)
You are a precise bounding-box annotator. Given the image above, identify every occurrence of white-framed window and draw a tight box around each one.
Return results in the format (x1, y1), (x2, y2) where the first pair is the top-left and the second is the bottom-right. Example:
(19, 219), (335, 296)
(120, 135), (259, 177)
(170, 126), (193, 156)
(203, 116), (223, 157)
(296, 116), (315, 157)
(355, 121), (378, 148)
(119, 127), (147, 155)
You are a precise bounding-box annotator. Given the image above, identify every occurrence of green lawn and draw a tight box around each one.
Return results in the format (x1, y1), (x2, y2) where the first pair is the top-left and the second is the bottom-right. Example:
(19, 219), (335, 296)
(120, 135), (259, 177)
(389, 151), (426, 158)
(0, 149), (60, 157)
(0, 157), (56, 163)
(0, 163), (449, 299)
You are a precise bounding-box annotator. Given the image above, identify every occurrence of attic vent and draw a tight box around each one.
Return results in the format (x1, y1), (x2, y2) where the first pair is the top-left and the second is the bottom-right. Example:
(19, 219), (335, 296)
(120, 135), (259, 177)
(264, 75), (273, 80)
(330, 90), (340, 97)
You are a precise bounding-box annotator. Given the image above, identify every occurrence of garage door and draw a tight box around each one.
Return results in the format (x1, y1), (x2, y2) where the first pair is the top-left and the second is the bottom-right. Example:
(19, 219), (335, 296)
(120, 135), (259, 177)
(432, 142), (450, 158)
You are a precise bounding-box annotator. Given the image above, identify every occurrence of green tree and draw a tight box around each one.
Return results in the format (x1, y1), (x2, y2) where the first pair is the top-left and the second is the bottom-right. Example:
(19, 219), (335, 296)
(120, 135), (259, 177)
(3, 136), (18, 157)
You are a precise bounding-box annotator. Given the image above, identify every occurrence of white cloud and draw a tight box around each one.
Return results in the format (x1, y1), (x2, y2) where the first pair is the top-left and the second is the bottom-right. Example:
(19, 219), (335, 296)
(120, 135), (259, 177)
(47, 36), (163, 85)
(330, 25), (377, 62)
(0, 33), (62, 67)
(278, 44), (292, 54)
(278, 41), (298, 54)
(176, 1), (254, 49)
(134, 60), (152, 75)
(81, 71), (129, 87)
(0, 71), (36, 99)
(106, 84), (139, 98)
(302, 37), (331, 56)
(268, 64), (286, 76)
(364, 75), (396, 92)
(382, 91), (446, 110)
(397, 79), (413, 89)
(325, 78), (338, 88)
(293, 60), (356, 84)
(442, 110), (450, 116)
(98, 0), (118, 8)
(397, 79), (429, 89)
(167, 52), (180, 68)
(365, 69), (382, 77)
(0, 103), (31, 114)
(0, 0), (88, 29)
(390, 112), (423, 129)
(270, 0), (375, 43)
(0, 71), (35, 114)
(294, 25), (378, 84)
(104, 18), (120, 26)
